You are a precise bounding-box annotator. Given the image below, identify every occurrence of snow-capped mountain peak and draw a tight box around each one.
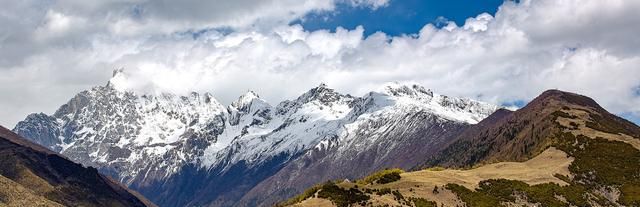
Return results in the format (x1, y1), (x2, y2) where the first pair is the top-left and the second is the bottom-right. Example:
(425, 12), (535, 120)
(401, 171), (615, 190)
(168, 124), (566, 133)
(357, 82), (498, 124)
(227, 91), (272, 126)
(379, 82), (434, 99)
(230, 90), (262, 112)
(105, 68), (131, 92)
(13, 81), (500, 206)
(294, 83), (353, 105)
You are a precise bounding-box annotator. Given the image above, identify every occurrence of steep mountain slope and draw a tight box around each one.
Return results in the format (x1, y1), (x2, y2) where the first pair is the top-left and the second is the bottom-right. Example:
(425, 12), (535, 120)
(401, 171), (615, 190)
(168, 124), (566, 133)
(13, 72), (498, 207)
(0, 125), (154, 207)
(286, 89), (640, 206)
(425, 89), (640, 168)
(0, 174), (65, 207)
(237, 86), (480, 206)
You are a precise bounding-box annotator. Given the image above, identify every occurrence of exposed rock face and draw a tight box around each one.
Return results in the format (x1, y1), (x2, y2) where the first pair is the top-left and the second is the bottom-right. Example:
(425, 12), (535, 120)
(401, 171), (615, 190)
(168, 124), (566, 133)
(14, 77), (498, 206)
(13, 113), (62, 151)
(0, 125), (154, 207)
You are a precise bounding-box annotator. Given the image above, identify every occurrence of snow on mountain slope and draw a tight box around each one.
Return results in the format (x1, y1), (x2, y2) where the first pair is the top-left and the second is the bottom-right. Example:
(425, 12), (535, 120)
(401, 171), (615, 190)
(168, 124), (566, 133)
(14, 80), (229, 185)
(201, 83), (358, 169)
(236, 83), (499, 206)
(13, 72), (498, 206)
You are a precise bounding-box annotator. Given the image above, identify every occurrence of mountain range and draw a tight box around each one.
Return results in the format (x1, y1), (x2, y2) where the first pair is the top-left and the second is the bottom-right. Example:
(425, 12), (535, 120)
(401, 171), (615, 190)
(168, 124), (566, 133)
(12, 71), (498, 206)
(11, 71), (640, 206)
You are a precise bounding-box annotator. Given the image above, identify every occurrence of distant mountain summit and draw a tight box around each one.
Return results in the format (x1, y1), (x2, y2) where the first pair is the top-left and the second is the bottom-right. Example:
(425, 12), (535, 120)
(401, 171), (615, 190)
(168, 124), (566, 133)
(14, 74), (498, 206)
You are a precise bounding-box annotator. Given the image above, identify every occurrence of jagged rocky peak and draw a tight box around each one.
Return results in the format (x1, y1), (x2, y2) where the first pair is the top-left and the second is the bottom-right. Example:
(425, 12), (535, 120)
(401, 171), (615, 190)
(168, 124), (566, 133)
(112, 67), (124, 76)
(295, 83), (353, 105)
(380, 82), (434, 99)
(53, 83), (139, 119)
(274, 83), (357, 117)
(143, 91), (224, 110)
(228, 90), (272, 125)
(358, 82), (500, 124)
(12, 113), (62, 151)
(101, 68), (226, 110)
(189, 92), (216, 104)
(356, 82), (437, 108)
(231, 90), (262, 112)
(105, 68), (128, 89)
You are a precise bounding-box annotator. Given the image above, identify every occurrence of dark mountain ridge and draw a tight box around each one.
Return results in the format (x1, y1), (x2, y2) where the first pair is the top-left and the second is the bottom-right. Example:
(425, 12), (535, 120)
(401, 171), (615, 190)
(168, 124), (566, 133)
(425, 89), (640, 168)
(0, 125), (155, 207)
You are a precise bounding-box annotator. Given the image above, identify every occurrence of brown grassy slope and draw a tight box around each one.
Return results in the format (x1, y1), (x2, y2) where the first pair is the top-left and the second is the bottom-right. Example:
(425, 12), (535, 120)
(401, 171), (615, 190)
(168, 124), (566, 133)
(424, 89), (640, 168)
(0, 174), (64, 207)
(292, 147), (573, 207)
(0, 125), (156, 207)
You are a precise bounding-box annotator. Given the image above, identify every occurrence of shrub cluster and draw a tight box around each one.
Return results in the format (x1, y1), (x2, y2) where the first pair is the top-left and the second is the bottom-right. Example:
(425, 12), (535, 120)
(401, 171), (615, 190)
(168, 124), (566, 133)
(275, 184), (322, 206)
(446, 131), (640, 206)
(316, 182), (370, 207)
(408, 197), (438, 207)
(357, 168), (404, 185)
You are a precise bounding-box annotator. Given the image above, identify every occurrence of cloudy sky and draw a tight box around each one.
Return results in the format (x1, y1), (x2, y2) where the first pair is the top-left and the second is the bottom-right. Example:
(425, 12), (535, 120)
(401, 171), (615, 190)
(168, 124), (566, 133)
(1, 0), (640, 127)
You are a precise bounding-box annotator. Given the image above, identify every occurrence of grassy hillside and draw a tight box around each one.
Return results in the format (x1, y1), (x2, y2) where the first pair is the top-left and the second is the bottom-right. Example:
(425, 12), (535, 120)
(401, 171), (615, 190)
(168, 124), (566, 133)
(286, 147), (573, 207)
(283, 90), (640, 206)
(0, 174), (64, 207)
(0, 126), (156, 207)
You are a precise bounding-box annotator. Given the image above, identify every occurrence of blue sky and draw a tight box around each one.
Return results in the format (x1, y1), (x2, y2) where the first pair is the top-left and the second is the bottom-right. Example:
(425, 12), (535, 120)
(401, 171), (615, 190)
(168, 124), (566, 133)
(296, 0), (506, 36)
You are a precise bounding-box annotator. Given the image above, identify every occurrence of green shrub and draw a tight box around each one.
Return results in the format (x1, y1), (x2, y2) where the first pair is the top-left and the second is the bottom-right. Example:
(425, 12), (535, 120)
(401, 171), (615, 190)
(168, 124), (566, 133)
(621, 183), (640, 206)
(409, 197), (437, 207)
(551, 110), (577, 119)
(568, 121), (579, 129)
(275, 184), (323, 206)
(391, 190), (404, 201)
(445, 183), (501, 207)
(357, 168), (404, 185)
(316, 182), (370, 207)
(375, 188), (391, 196)
(555, 134), (640, 187)
(447, 131), (640, 207)
(447, 179), (591, 207)
(584, 113), (638, 136)
(425, 166), (445, 171)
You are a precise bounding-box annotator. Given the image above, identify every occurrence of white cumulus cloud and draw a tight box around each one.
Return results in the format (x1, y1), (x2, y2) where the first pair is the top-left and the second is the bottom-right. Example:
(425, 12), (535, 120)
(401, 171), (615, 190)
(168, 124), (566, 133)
(1, 0), (640, 127)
